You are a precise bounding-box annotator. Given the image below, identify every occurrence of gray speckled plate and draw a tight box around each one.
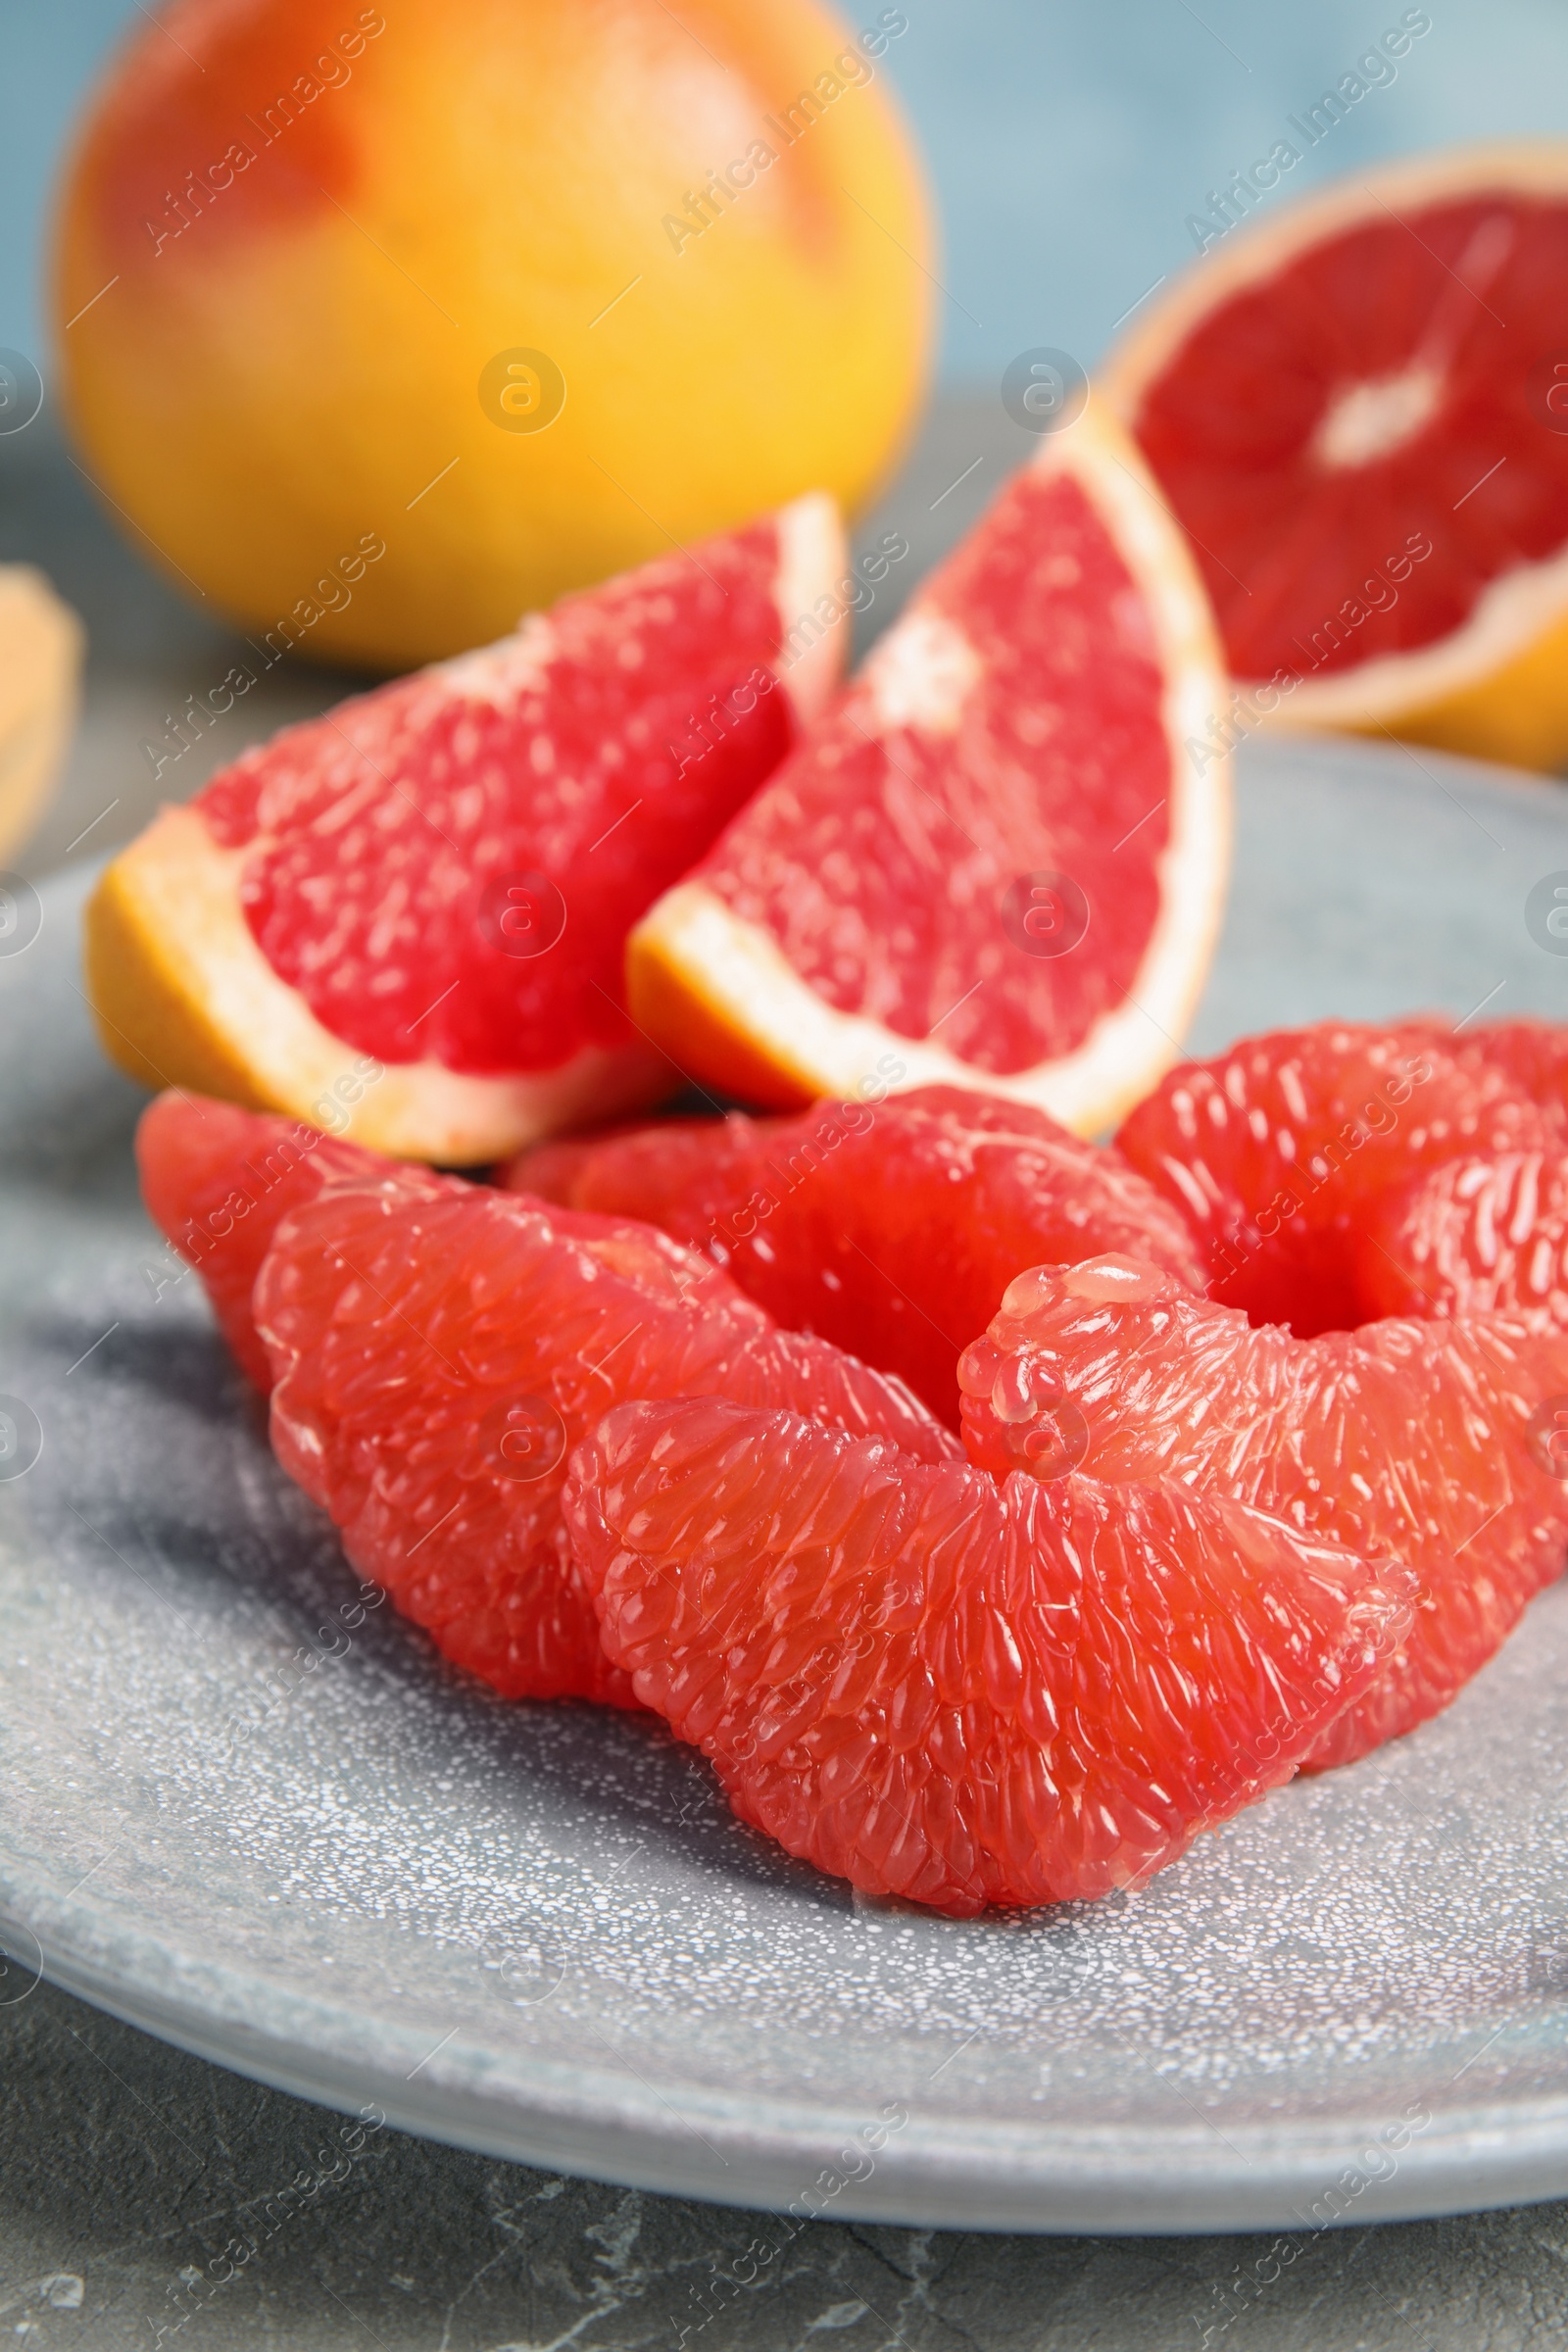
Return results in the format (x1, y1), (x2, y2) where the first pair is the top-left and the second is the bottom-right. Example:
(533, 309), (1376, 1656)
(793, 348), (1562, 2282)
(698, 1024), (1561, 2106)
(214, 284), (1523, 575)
(5, 732), (1568, 2237)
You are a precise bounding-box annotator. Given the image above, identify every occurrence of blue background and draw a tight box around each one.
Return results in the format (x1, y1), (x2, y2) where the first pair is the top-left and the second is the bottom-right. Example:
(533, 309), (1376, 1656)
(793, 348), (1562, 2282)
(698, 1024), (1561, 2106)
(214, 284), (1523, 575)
(3, 0), (1566, 387)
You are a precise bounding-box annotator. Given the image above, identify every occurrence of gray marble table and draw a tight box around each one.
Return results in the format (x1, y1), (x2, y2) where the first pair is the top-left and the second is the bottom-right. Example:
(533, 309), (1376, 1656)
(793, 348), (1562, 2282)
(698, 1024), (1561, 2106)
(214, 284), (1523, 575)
(4, 395), (1568, 2349)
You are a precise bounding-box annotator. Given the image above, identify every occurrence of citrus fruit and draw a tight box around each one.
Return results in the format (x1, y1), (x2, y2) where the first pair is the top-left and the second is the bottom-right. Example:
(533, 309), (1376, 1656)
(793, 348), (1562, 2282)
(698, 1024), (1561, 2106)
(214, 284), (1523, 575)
(508, 1084), (1204, 1424)
(564, 1395), (1412, 1912)
(1101, 145), (1568, 771)
(86, 500), (845, 1164)
(626, 400), (1231, 1136)
(136, 1090), (395, 1389)
(0, 566), (82, 864)
(53, 0), (931, 671)
(1357, 1152), (1568, 1327)
(1114, 1021), (1561, 1335)
(253, 1167), (959, 1704)
(1456, 1018), (1568, 1111)
(957, 1253), (1568, 1771)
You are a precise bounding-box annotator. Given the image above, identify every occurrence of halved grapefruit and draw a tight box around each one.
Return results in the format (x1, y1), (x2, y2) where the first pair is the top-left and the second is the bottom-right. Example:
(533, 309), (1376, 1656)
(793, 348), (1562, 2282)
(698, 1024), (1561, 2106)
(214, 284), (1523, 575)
(566, 1396), (1412, 1912)
(1102, 144), (1568, 771)
(86, 496), (847, 1164)
(957, 1253), (1568, 1770)
(626, 401), (1231, 1137)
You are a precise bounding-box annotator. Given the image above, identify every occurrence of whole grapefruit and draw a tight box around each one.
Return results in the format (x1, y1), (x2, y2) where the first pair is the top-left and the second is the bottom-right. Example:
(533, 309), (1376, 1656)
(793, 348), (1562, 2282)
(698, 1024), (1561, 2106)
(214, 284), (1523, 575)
(52, 0), (932, 669)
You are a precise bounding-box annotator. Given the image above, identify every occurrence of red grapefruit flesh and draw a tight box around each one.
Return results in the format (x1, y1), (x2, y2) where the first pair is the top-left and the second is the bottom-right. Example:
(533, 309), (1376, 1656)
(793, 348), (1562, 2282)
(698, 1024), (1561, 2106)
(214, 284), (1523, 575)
(1102, 147), (1568, 770)
(254, 1174), (959, 1705)
(507, 1085), (1204, 1425)
(628, 403), (1231, 1136)
(1114, 1021), (1562, 1334)
(958, 1254), (1568, 1770)
(564, 1396), (1412, 1913)
(1358, 1151), (1568, 1327)
(86, 495), (848, 1162)
(136, 1090), (396, 1390)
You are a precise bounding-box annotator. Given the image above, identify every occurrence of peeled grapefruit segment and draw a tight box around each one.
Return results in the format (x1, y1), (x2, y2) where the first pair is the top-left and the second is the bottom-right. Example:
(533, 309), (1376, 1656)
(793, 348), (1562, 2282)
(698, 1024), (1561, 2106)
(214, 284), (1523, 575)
(86, 496), (847, 1163)
(565, 1396), (1411, 1913)
(1102, 144), (1568, 770)
(508, 1084), (1203, 1425)
(253, 1172), (959, 1705)
(627, 402), (1230, 1135)
(1358, 1151), (1568, 1327)
(1114, 1021), (1561, 1335)
(137, 1090), (395, 1390)
(958, 1254), (1568, 1771)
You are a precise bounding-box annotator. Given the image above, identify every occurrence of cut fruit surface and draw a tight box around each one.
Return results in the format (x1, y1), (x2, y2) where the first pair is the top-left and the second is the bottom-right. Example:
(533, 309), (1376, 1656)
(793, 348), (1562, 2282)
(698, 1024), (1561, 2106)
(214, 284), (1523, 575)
(628, 401), (1230, 1136)
(1114, 1021), (1562, 1335)
(565, 1396), (1412, 1913)
(1102, 145), (1568, 770)
(509, 1084), (1204, 1425)
(254, 1171), (959, 1705)
(86, 497), (847, 1163)
(958, 1254), (1568, 1771)
(137, 1090), (393, 1390)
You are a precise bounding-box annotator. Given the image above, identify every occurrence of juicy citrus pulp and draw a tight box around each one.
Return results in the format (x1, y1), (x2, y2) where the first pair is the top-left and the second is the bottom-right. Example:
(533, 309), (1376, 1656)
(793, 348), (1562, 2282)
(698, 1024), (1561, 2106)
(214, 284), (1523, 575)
(628, 400), (1231, 1135)
(510, 1084), (1204, 1425)
(958, 1252), (1568, 1770)
(566, 1396), (1412, 1913)
(1103, 145), (1568, 768)
(87, 496), (847, 1163)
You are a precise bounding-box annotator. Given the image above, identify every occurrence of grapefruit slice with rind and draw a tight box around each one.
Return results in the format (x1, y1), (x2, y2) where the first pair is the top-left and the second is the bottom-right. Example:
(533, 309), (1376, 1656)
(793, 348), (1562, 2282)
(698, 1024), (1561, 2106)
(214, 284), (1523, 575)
(245, 1163), (959, 1705)
(565, 1396), (1413, 1913)
(627, 401), (1230, 1136)
(957, 1253), (1568, 1771)
(1102, 144), (1568, 771)
(86, 496), (847, 1164)
(507, 1083), (1204, 1425)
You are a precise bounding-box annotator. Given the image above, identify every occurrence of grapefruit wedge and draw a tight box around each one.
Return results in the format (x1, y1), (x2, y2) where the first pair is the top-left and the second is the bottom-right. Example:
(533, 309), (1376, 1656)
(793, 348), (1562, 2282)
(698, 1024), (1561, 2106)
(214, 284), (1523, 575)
(86, 497), (847, 1164)
(627, 402), (1231, 1136)
(1102, 144), (1568, 771)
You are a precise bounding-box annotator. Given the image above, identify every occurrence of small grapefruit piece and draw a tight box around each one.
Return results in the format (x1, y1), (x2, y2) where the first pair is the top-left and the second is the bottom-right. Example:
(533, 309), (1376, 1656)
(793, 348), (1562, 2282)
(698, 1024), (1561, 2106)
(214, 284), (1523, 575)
(627, 401), (1231, 1135)
(0, 566), (82, 864)
(86, 497), (847, 1164)
(136, 1091), (401, 1390)
(564, 1396), (1412, 1913)
(1102, 145), (1568, 770)
(1357, 1151), (1568, 1328)
(957, 1254), (1568, 1770)
(507, 1084), (1203, 1424)
(1114, 1021), (1562, 1334)
(254, 1173), (959, 1705)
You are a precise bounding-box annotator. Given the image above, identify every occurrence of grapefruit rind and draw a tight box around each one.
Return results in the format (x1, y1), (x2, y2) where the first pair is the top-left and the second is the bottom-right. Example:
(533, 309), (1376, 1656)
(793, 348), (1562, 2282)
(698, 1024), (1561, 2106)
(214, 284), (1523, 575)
(85, 807), (673, 1163)
(626, 403), (1232, 1137)
(1102, 141), (1568, 767)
